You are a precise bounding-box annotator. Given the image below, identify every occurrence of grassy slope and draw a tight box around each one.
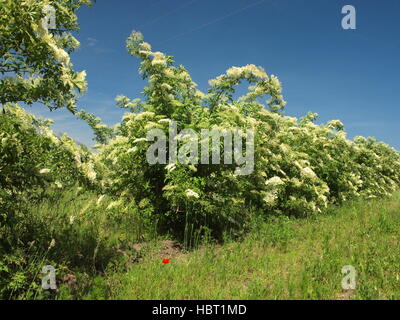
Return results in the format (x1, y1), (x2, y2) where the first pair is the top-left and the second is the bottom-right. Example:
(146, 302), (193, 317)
(93, 192), (400, 300)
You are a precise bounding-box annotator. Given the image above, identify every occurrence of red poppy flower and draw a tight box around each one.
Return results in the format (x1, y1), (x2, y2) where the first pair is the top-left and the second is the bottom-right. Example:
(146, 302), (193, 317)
(162, 258), (170, 264)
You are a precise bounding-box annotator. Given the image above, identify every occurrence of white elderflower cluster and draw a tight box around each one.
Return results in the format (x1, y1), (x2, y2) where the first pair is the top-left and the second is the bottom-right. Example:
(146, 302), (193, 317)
(60, 66), (74, 88)
(269, 75), (281, 89)
(279, 144), (290, 154)
(158, 118), (171, 124)
(178, 70), (192, 83)
(161, 83), (172, 91)
(49, 42), (71, 65)
(165, 163), (176, 172)
(327, 120), (344, 131)
(135, 112), (155, 121)
(42, 127), (60, 145)
(226, 64), (267, 80)
(185, 189), (200, 199)
(139, 50), (151, 57)
(122, 112), (136, 122)
(162, 68), (175, 78)
(354, 136), (367, 144)
(133, 137), (148, 144)
(73, 71), (87, 92)
(11, 104), (34, 123)
(151, 52), (167, 67)
(301, 167), (318, 180)
(263, 191), (278, 205)
(208, 75), (225, 87)
(195, 90), (207, 99)
(139, 41), (152, 51)
(265, 176), (284, 186)
(144, 121), (162, 130)
(336, 131), (347, 140)
(83, 162), (97, 182)
(127, 147), (138, 154)
(163, 184), (177, 191)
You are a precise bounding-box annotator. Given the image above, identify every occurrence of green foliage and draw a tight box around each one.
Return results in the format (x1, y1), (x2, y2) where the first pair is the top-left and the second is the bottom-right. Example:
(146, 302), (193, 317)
(0, 188), (142, 299)
(94, 31), (400, 242)
(1, 18), (400, 300)
(0, 104), (95, 206)
(0, 104), (100, 299)
(75, 109), (116, 145)
(0, 0), (90, 111)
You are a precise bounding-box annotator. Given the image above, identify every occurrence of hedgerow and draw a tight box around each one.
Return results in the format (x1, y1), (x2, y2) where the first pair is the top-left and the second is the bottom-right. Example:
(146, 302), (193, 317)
(1, 9), (399, 297)
(90, 31), (400, 241)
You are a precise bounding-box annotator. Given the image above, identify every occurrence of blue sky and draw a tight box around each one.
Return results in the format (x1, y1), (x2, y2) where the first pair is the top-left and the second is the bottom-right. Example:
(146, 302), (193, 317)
(30, 0), (400, 149)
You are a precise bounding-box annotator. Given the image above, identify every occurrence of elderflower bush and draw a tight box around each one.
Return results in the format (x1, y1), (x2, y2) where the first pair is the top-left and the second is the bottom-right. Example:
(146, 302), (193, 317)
(0, 104), (96, 223)
(94, 31), (400, 238)
(0, 0), (91, 111)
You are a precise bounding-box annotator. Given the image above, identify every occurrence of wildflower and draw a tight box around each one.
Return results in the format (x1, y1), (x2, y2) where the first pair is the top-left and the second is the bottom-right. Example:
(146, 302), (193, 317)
(40, 168), (51, 174)
(54, 181), (62, 189)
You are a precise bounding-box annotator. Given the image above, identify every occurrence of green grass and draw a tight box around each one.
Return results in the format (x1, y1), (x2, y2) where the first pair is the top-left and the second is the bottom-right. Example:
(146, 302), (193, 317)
(1, 188), (143, 299)
(91, 192), (400, 300)
(3, 189), (400, 300)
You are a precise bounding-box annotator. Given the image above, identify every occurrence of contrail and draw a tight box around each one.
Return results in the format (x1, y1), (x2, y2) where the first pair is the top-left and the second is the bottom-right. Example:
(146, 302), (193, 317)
(159, 0), (270, 45)
(141, 0), (199, 29)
